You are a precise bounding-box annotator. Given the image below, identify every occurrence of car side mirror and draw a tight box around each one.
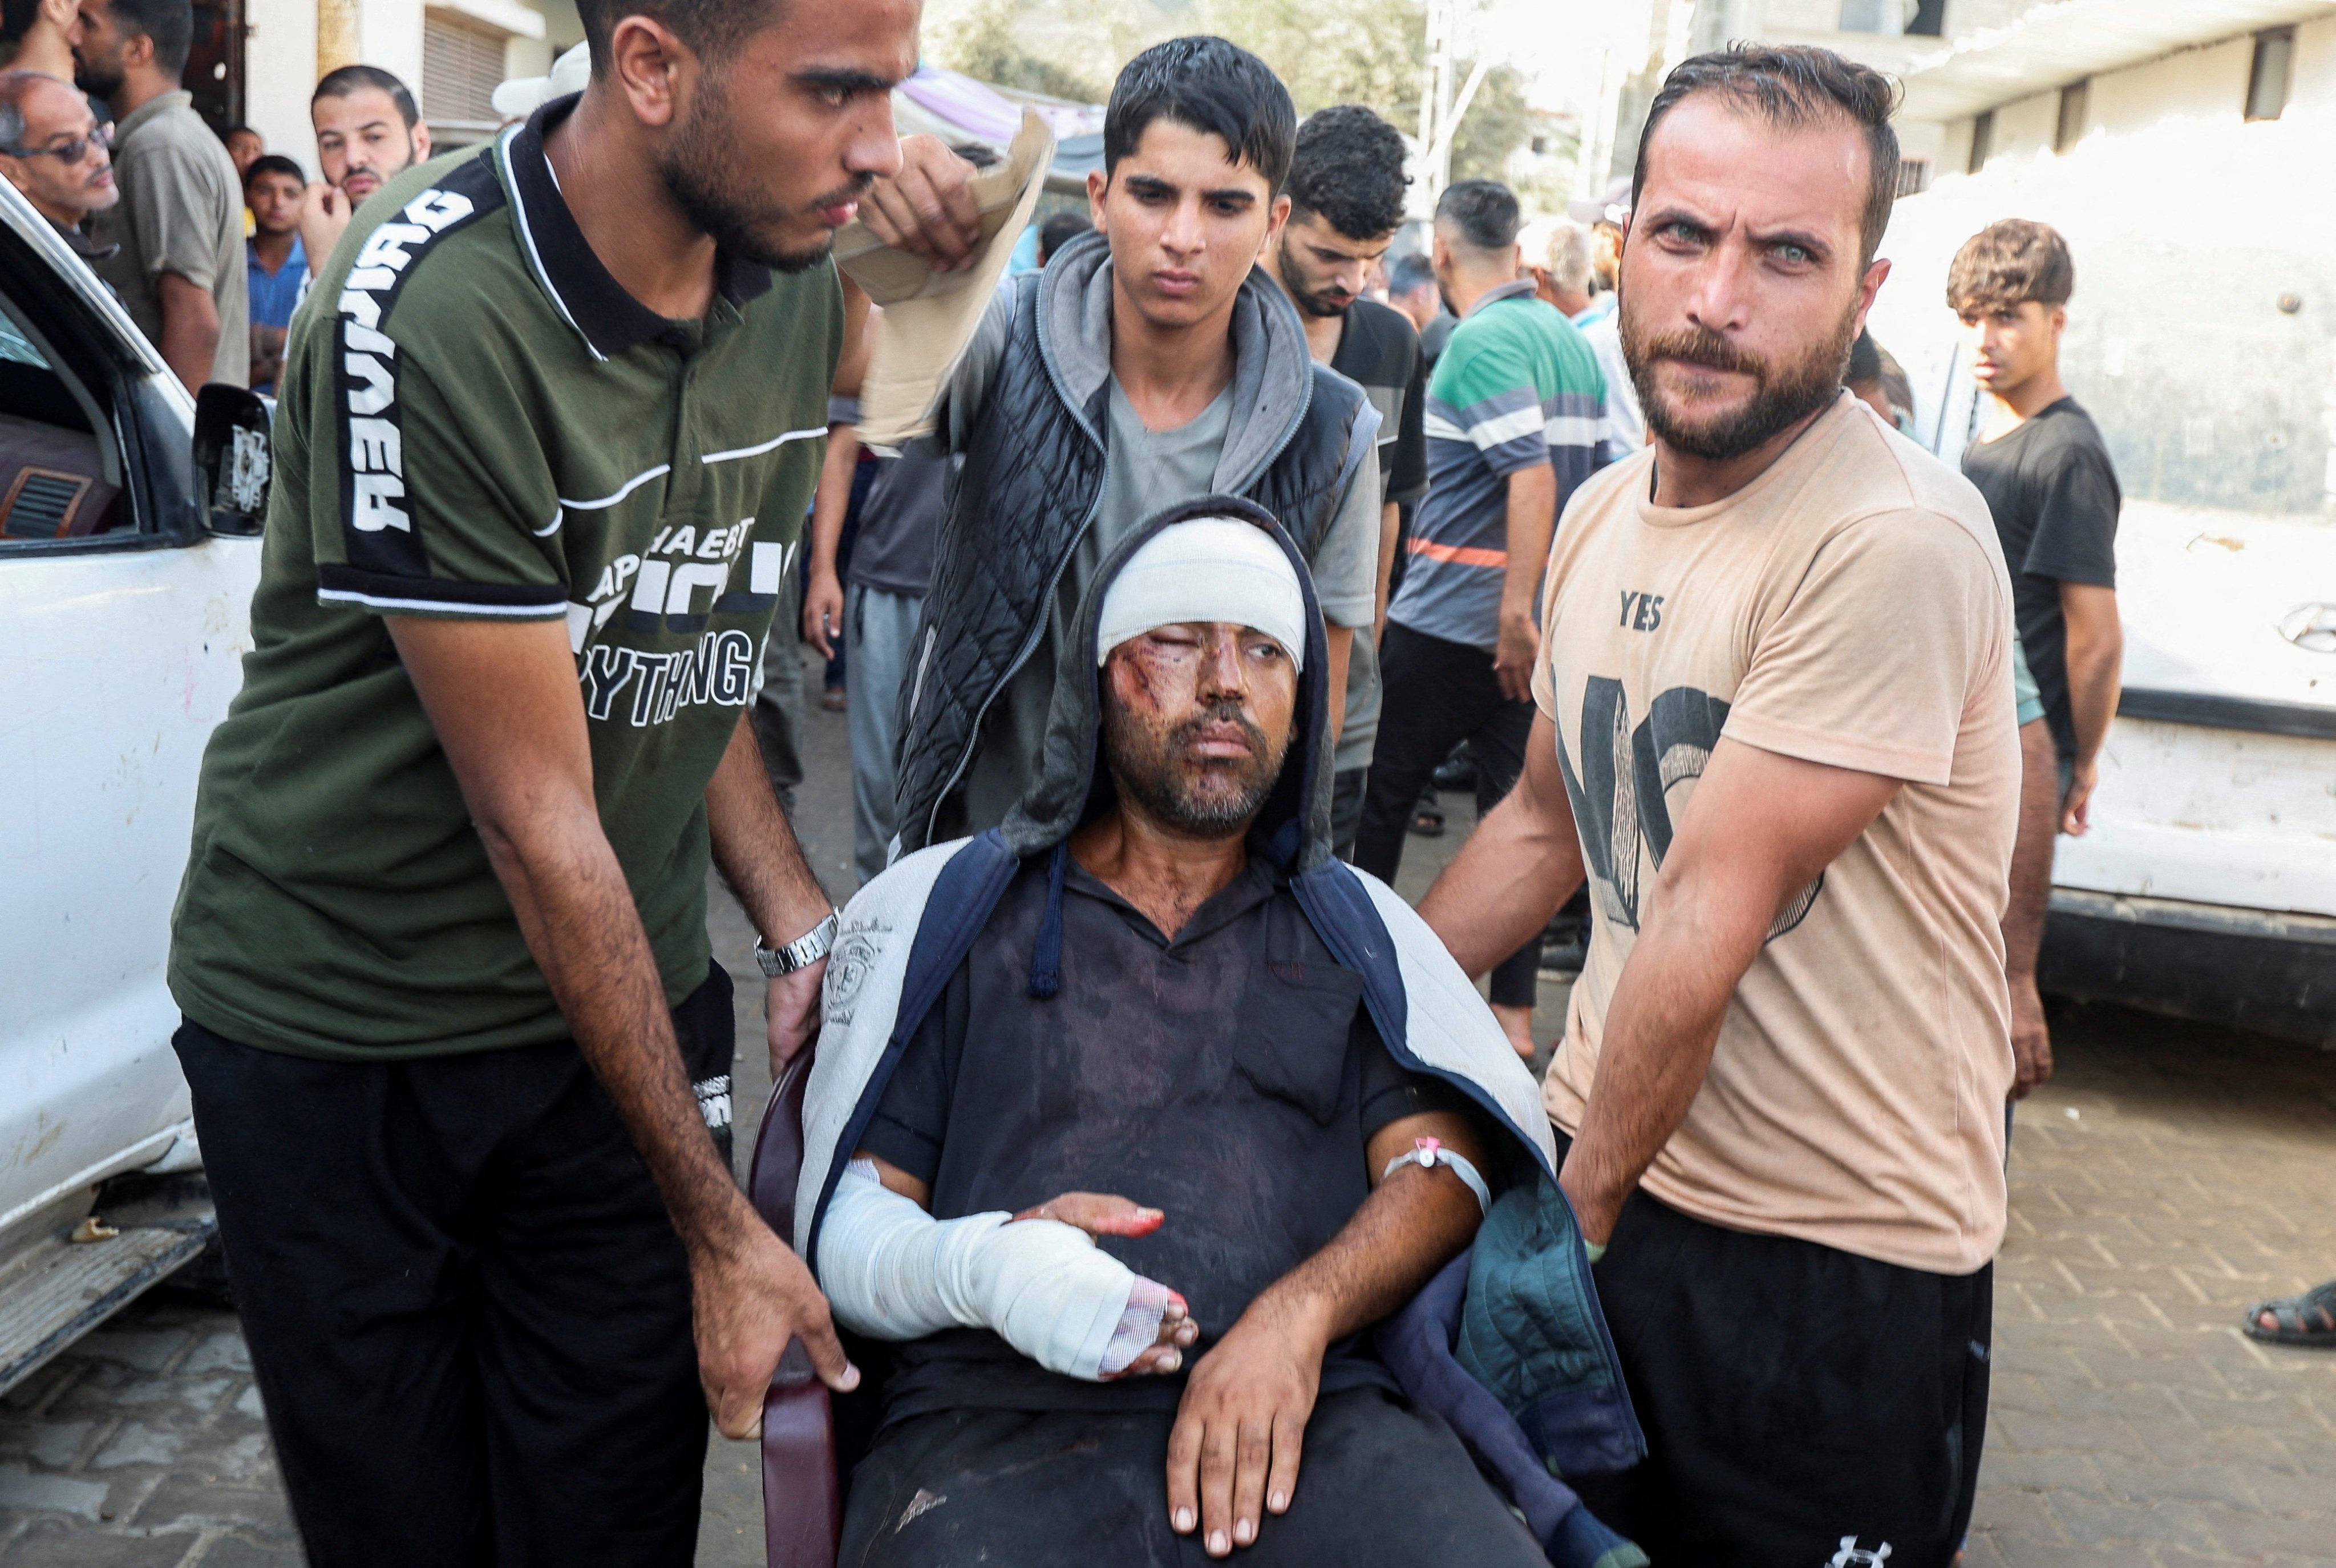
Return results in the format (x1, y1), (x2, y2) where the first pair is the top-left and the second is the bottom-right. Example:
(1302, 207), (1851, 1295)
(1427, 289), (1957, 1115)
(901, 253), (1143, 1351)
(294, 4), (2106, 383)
(192, 383), (272, 537)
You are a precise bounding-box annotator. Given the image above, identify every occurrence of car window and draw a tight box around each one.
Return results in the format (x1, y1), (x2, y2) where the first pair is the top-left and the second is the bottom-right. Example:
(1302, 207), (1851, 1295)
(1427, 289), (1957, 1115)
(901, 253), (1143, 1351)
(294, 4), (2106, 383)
(0, 313), (46, 367)
(0, 292), (133, 547)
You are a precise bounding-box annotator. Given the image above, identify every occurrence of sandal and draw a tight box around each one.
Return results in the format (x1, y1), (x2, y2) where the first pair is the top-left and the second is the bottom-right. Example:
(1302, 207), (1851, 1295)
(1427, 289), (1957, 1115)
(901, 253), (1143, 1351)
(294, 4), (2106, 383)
(2243, 1279), (2336, 1346)
(1409, 785), (1445, 838)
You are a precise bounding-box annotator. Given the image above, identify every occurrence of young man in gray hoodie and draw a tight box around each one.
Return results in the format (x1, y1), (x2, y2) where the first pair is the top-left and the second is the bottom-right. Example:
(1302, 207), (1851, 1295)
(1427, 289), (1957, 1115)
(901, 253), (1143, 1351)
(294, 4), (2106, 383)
(888, 37), (1383, 857)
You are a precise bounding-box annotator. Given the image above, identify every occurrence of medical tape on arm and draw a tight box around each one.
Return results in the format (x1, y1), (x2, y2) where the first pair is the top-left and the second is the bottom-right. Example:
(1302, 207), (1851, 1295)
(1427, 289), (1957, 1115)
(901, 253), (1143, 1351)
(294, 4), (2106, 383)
(818, 1160), (1152, 1380)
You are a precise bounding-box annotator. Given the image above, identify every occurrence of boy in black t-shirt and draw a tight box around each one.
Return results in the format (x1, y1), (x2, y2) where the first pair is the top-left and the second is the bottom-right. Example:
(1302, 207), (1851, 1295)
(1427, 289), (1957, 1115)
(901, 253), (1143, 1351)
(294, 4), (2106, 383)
(1950, 218), (2124, 1099)
(1260, 104), (1430, 857)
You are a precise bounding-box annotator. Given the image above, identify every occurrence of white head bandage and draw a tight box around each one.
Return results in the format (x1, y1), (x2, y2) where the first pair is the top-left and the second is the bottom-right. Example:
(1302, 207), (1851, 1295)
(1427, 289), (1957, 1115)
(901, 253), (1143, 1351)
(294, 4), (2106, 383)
(1096, 517), (1307, 672)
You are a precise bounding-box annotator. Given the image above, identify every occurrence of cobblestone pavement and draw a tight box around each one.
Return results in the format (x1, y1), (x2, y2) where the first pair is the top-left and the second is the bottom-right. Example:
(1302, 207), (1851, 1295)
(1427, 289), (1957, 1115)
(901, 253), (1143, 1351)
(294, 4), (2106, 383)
(5, 658), (2333, 1566)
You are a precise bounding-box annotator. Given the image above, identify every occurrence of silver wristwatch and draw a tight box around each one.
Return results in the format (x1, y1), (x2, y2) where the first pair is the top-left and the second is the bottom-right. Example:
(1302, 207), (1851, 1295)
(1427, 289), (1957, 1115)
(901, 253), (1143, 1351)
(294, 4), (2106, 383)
(755, 911), (839, 977)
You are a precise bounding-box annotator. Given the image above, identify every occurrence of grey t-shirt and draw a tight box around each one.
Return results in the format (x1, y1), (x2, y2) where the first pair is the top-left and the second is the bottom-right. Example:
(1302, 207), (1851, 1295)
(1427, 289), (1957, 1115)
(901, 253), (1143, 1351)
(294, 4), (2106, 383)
(944, 287), (1380, 835)
(847, 447), (949, 598)
(91, 91), (248, 386)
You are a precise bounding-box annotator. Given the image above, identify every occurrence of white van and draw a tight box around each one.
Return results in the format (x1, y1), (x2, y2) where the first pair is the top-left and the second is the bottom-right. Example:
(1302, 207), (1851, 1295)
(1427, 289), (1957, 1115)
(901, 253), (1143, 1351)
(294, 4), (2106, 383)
(1883, 339), (2335, 1047)
(0, 180), (269, 1392)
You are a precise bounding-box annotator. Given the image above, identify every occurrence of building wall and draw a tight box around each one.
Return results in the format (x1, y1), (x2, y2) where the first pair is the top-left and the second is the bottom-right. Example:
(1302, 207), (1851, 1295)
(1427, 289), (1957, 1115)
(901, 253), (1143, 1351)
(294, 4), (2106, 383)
(2082, 35), (2253, 138)
(245, 0), (321, 173)
(1873, 102), (2336, 517)
(1986, 87), (2058, 159)
(357, 0), (426, 104)
(242, 0), (558, 173)
(2289, 15), (2336, 112)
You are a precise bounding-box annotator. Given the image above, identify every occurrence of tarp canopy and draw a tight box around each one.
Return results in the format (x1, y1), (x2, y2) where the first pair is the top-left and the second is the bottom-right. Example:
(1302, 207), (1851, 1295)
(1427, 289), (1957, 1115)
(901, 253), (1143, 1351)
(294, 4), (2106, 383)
(893, 66), (1104, 195)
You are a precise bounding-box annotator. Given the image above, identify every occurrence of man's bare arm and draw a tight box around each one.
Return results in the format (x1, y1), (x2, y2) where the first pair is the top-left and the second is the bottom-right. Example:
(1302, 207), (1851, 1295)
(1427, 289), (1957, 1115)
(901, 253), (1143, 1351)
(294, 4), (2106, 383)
(803, 290), (875, 657)
(1373, 500), (1399, 642)
(1562, 739), (1898, 1245)
(1166, 1109), (1484, 1559)
(388, 617), (855, 1436)
(1420, 710), (1586, 977)
(156, 272), (220, 395)
(705, 712), (835, 1075)
(2002, 717), (2059, 1097)
(1493, 464), (1558, 700)
(1321, 624), (1352, 747)
(2059, 582), (2122, 834)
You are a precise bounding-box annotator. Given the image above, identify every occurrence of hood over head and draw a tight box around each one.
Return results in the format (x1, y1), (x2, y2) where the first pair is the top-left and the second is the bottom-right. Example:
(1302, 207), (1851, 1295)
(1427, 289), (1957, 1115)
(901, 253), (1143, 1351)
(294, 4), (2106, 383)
(1000, 495), (1336, 877)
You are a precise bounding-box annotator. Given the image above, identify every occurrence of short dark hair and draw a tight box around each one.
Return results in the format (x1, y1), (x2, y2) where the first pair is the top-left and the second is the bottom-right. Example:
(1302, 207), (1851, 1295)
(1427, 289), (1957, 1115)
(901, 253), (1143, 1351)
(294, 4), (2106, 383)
(104, 0), (194, 80)
(244, 152), (303, 189)
(1104, 36), (1295, 193)
(1037, 209), (1091, 265)
(1634, 44), (1900, 266)
(1434, 179), (1519, 254)
(1847, 328), (1882, 385)
(1945, 218), (2074, 314)
(573, 0), (789, 83)
(0, 0), (33, 43)
(1387, 252), (1436, 298)
(1287, 103), (1408, 241)
(313, 64), (419, 129)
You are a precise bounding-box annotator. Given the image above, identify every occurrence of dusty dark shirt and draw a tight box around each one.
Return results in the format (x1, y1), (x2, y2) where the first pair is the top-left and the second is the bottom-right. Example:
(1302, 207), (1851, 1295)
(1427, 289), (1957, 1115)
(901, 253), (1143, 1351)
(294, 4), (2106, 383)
(1960, 398), (2121, 764)
(860, 850), (1468, 1419)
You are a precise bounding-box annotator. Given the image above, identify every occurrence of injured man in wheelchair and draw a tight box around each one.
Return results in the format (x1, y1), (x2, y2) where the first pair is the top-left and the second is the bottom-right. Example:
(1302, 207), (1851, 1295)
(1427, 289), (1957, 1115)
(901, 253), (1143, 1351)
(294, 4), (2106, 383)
(791, 501), (1646, 1567)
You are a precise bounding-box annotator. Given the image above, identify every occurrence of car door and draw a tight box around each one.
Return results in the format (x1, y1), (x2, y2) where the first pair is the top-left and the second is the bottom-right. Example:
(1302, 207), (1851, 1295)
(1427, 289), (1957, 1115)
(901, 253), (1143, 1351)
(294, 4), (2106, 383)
(0, 184), (261, 1245)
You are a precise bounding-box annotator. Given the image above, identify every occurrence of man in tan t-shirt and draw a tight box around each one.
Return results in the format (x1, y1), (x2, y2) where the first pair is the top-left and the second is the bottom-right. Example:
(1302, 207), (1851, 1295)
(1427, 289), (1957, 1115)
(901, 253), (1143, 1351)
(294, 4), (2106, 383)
(1419, 44), (2017, 1568)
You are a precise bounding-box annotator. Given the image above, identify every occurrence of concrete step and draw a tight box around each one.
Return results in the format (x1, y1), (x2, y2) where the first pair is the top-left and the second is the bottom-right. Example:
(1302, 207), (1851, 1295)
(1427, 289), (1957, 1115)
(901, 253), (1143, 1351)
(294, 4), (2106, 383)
(0, 1214), (213, 1397)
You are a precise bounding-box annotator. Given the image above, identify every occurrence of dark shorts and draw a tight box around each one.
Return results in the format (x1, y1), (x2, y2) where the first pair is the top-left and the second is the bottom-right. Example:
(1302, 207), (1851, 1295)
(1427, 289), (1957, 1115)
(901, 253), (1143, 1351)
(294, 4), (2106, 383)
(172, 963), (737, 1568)
(1561, 1135), (1993, 1568)
(837, 1386), (1546, 1568)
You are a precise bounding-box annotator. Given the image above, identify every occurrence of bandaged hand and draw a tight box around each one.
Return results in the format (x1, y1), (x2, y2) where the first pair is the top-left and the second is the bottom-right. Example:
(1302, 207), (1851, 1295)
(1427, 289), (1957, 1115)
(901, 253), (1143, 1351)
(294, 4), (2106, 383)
(820, 1161), (1195, 1380)
(1010, 1193), (1197, 1377)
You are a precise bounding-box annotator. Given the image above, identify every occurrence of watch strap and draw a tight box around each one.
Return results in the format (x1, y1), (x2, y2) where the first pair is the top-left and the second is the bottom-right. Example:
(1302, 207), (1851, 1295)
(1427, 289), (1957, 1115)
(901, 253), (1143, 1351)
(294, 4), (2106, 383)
(756, 910), (839, 976)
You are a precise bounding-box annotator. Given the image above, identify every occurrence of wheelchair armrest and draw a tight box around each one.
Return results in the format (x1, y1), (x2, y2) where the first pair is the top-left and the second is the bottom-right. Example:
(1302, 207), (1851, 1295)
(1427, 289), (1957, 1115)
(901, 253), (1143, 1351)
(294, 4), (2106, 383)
(762, 1340), (841, 1568)
(752, 1051), (841, 1568)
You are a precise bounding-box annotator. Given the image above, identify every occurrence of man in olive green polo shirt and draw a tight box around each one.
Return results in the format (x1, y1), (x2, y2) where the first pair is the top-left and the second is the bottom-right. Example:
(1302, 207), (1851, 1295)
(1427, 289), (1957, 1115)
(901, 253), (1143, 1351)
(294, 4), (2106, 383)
(165, 0), (980, 1560)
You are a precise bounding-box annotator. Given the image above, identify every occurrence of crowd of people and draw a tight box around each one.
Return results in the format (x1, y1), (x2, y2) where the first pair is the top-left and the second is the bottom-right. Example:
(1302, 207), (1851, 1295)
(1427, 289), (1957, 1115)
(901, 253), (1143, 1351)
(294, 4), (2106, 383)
(21, 0), (2329, 1563)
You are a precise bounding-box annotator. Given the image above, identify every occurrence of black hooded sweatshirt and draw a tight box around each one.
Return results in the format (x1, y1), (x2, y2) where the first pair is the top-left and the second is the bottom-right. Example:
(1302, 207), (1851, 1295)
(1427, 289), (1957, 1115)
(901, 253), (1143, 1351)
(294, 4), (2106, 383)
(856, 499), (1469, 1422)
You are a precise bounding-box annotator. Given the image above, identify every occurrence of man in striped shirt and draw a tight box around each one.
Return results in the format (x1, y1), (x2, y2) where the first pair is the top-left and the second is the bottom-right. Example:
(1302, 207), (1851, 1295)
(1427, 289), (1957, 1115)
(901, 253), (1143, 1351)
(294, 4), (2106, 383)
(1353, 179), (1605, 1058)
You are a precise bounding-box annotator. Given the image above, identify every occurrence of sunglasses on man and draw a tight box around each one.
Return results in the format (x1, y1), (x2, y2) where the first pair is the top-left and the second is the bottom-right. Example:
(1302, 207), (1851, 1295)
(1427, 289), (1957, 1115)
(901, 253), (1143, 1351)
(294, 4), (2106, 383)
(2, 123), (114, 164)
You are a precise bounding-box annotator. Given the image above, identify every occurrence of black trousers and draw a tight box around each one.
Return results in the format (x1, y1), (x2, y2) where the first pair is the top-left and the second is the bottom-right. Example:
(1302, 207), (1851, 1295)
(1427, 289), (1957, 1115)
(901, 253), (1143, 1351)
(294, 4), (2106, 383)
(838, 1387), (1547, 1567)
(1354, 621), (1540, 1005)
(1560, 1135), (1993, 1568)
(173, 965), (738, 1568)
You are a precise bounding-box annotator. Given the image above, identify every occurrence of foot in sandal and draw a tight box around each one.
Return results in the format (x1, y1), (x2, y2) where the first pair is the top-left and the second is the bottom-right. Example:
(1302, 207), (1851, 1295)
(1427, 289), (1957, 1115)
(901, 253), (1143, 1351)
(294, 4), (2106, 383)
(2244, 1279), (2336, 1346)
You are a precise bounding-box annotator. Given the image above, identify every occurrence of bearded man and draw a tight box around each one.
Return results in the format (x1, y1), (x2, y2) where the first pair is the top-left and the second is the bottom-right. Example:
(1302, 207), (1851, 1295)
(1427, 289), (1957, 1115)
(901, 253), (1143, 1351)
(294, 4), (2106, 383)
(293, 65), (432, 277)
(163, 0), (981, 1561)
(796, 502), (1642, 1566)
(1415, 44), (2021, 1567)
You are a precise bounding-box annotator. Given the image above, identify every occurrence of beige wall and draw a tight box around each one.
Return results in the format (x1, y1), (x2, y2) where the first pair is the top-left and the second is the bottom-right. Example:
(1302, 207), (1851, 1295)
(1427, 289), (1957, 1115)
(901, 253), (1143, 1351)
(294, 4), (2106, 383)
(2289, 15), (2336, 114)
(1936, 114), (1975, 177)
(2084, 35), (2253, 136)
(1986, 88), (2059, 161)
(245, 0), (322, 175)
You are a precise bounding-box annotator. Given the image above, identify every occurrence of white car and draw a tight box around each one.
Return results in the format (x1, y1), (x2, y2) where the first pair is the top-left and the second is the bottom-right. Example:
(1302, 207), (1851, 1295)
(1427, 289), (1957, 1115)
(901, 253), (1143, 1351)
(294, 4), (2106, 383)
(0, 180), (269, 1392)
(1900, 354), (2336, 1047)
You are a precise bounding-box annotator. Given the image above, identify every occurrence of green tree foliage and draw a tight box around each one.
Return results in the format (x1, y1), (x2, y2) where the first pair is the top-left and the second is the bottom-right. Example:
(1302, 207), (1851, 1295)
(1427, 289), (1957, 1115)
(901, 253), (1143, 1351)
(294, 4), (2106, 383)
(929, 0), (1536, 191)
(935, 0), (1110, 104)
